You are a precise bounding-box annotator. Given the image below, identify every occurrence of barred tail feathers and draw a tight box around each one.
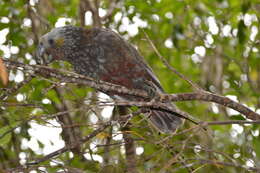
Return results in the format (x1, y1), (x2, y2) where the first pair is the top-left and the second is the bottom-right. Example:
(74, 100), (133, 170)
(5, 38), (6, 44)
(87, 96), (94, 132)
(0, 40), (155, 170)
(148, 105), (183, 133)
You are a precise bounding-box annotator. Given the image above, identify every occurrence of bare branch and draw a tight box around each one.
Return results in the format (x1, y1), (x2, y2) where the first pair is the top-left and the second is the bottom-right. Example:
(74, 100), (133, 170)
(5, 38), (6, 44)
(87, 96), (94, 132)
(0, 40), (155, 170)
(26, 120), (111, 165)
(160, 93), (260, 120)
(53, 87), (83, 156)
(185, 158), (260, 171)
(101, 0), (118, 21)
(4, 60), (148, 98)
(0, 109), (83, 140)
(0, 102), (42, 108)
(0, 74), (34, 100)
(203, 120), (260, 125)
(118, 107), (138, 173)
(143, 30), (203, 91)
(4, 60), (260, 121)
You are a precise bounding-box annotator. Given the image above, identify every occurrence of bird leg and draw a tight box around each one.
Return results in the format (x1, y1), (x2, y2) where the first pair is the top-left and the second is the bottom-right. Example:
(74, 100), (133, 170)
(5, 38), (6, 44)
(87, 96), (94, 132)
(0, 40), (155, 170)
(142, 80), (160, 101)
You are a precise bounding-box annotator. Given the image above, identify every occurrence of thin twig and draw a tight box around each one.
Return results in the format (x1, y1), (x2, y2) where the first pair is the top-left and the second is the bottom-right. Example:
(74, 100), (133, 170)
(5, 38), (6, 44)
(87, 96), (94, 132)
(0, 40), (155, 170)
(202, 120), (260, 125)
(118, 107), (138, 173)
(0, 109), (81, 140)
(143, 30), (203, 91)
(26, 120), (111, 165)
(101, 0), (118, 21)
(0, 102), (42, 108)
(0, 74), (34, 100)
(186, 158), (260, 171)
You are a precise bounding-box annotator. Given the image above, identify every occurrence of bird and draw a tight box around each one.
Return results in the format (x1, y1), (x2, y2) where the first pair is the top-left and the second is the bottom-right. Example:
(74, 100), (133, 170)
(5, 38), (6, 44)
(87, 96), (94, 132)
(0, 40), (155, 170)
(37, 25), (183, 133)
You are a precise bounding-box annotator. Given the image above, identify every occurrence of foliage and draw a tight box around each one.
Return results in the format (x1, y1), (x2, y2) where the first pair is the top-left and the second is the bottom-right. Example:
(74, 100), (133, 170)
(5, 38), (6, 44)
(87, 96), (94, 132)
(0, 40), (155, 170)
(0, 0), (259, 172)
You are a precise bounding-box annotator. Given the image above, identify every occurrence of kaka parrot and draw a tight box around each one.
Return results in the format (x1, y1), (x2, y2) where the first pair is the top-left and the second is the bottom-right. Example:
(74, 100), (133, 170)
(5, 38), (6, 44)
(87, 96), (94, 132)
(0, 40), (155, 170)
(37, 25), (183, 133)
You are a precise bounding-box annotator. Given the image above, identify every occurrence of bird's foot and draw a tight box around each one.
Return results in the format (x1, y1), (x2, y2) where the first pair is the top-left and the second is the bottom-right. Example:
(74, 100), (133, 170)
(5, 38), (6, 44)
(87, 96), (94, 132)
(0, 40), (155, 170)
(143, 80), (161, 101)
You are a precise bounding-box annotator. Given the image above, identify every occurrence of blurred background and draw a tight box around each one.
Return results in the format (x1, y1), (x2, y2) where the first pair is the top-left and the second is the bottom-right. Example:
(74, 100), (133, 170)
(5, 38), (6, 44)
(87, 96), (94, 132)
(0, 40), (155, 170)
(0, 0), (259, 172)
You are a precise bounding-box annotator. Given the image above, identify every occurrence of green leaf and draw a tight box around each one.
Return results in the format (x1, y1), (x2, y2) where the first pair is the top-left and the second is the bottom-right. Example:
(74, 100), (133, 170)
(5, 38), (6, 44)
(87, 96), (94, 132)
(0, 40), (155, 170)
(241, 1), (251, 14)
(253, 137), (260, 159)
(237, 20), (246, 44)
(0, 126), (13, 147)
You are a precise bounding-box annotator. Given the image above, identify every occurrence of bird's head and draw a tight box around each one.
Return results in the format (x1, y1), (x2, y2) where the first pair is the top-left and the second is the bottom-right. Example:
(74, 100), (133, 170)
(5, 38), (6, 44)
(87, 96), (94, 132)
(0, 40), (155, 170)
(37, 25), (83, 64)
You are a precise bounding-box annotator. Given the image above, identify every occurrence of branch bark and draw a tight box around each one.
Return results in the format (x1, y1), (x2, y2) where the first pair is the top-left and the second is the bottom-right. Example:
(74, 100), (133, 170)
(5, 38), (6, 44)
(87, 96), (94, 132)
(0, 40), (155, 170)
(101, 0), (118, 21)
(160, 92), (260, 120)
(118, 107), (138, 173)
(53, 87), (83, 156)
(4, 60), (260, 121)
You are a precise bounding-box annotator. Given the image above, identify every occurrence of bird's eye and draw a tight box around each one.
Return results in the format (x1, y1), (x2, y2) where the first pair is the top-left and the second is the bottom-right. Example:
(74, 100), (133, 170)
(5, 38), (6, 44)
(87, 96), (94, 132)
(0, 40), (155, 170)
(48, 39), (54, 45)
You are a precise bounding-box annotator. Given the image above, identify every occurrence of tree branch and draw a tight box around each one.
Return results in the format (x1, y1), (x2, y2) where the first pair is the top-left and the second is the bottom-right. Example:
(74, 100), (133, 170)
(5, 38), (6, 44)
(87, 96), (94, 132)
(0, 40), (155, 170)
(3, 60), (260, 121)
(143, 30), (203, 91)
(0, 74), (33, 100)
(26, 120), (111, 165)
(184, 158), (260, 172)
(118, 107), (138, 173)
(160, 92), (260, 120)
(100, 0), (118, 21)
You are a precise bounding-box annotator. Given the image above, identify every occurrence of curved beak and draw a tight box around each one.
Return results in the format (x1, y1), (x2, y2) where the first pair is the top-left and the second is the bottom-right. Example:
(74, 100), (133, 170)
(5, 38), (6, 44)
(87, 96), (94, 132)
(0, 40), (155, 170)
(36, 42), (53, 65)
(36, 43), (45, 65)
(37, 43), (45, 58)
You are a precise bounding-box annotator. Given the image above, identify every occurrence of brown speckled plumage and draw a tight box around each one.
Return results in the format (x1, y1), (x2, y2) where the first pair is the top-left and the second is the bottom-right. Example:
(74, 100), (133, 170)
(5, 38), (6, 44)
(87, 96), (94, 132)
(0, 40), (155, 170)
(38, 25), (183, 133)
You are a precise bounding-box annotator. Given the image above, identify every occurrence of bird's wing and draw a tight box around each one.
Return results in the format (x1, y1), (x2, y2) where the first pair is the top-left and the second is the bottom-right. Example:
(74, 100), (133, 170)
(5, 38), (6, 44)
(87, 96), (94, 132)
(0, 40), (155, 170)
(88, 28), (183, 133)
(92, 28), (164, 93)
